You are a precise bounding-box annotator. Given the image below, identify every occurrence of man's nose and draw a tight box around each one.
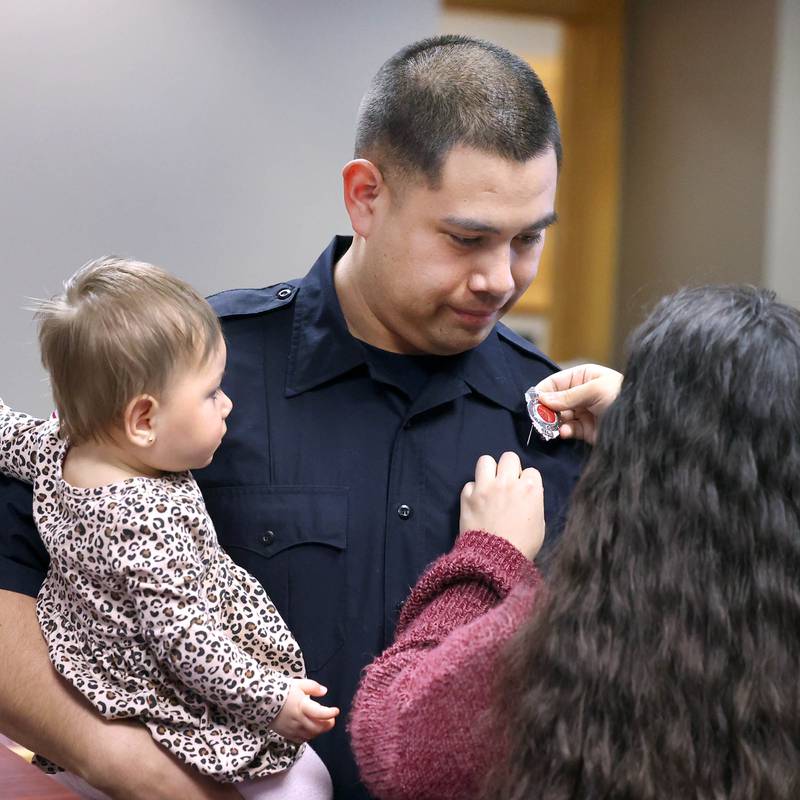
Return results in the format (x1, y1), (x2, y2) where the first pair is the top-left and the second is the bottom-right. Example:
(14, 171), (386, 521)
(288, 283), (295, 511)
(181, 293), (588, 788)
(469, 248), (516, 298)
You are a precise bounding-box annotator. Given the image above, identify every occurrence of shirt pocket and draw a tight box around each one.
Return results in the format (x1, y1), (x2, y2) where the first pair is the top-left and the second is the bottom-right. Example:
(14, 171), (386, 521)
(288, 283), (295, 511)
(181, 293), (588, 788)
(201, 485), (348, 672)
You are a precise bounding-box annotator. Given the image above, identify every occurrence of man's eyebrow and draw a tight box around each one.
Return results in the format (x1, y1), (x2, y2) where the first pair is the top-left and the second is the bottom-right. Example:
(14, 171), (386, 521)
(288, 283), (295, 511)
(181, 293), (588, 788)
(442, 212), (559, 235)
(442, 217), (501, 234)
(521, 212), (558, 233)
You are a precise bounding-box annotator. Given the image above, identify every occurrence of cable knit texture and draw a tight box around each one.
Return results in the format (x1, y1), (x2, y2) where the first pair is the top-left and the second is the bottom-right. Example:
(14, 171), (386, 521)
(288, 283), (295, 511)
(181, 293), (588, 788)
(349, 529), (541, 800)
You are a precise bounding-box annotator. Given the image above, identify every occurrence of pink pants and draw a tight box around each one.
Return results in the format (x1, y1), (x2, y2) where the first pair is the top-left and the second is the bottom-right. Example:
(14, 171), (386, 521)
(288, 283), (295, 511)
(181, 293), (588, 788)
(50, 745), (333, 800)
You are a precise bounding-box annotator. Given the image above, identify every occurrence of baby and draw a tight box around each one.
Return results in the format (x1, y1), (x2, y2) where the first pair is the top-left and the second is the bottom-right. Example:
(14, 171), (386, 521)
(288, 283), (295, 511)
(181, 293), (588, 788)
(0, 257), (337, 799)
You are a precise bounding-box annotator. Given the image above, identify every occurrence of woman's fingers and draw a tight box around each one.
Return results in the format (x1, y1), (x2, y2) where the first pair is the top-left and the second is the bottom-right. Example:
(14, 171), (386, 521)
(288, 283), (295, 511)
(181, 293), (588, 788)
(472, 452), (525, 486)
(520, 466), (542, 488)
(473, 454), (497, 486)
(496, 451), (522, 480)
(537, 381), (599, 412)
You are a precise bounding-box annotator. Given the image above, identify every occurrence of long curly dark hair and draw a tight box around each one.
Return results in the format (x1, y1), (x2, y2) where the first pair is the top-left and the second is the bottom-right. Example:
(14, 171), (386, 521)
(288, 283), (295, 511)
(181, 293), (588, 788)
(488, 286), (800, 800)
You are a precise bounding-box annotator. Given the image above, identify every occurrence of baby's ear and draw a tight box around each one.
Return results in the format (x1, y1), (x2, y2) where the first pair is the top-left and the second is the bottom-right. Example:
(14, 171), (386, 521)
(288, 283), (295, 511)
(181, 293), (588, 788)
(124, 394), (158, 448)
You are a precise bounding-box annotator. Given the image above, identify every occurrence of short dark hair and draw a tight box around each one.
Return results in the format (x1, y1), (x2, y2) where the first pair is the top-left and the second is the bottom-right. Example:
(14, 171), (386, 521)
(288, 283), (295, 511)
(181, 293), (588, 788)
(355, 34), (561, 186)
(489, 285), (800, 800)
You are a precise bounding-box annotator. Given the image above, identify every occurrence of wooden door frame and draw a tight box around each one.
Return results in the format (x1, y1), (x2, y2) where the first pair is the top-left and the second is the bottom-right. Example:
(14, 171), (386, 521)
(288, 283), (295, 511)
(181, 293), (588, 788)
(445, 0), (625, 364)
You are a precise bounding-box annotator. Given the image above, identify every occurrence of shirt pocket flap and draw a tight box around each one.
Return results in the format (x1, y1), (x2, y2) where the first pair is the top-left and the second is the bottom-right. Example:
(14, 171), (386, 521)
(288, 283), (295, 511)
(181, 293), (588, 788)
(201, 485), (347, 559)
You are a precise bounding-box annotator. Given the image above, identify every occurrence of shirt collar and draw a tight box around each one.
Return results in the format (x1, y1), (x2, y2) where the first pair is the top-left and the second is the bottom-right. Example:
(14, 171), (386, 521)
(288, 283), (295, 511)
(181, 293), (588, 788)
(285, 236), (365, 397)
(454, 328), (524, 413)
(285, 235), (525, 414)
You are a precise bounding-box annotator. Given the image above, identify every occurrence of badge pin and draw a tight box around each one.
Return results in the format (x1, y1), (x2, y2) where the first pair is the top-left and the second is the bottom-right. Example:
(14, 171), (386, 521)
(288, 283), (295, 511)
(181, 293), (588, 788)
(524, 386), (560, 445)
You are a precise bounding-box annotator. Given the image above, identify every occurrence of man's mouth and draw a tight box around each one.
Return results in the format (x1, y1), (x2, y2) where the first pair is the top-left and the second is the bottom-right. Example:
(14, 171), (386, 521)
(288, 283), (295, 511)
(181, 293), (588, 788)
(450, 306), (500, 325)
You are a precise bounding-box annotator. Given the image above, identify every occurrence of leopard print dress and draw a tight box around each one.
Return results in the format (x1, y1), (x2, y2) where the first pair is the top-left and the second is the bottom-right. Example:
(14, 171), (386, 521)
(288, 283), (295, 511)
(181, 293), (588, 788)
(0, 401), (306, 782)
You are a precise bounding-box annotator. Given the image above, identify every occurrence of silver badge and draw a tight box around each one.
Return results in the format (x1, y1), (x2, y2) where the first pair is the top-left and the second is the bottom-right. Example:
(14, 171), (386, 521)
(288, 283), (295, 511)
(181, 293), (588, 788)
(525, 386), (560, 445)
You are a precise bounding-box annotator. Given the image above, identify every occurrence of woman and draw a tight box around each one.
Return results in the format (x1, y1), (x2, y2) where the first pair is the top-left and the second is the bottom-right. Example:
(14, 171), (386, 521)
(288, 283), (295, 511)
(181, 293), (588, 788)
(349, 285), (800, 800)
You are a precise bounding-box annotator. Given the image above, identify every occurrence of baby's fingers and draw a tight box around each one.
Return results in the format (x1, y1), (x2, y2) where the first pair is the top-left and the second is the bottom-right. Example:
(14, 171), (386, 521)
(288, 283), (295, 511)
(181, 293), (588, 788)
(295, 678), (327, 697)
(303, 698), (340, 720)
(304, 717), (337, 739)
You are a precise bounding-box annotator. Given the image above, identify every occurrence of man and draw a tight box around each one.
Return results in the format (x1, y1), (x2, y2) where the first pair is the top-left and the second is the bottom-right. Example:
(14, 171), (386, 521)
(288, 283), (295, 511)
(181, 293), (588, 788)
(0, 35), (584, 799)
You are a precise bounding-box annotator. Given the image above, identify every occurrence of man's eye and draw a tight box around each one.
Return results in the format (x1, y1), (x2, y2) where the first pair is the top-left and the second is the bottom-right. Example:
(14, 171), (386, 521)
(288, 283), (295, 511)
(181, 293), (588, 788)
(451, 234), (482, 247)
(516, 232), (543, 247)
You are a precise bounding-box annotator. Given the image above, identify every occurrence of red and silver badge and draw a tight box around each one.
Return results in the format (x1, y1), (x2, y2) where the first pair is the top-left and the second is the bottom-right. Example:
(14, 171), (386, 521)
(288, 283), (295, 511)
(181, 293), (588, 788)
(525, 386), (560, 444)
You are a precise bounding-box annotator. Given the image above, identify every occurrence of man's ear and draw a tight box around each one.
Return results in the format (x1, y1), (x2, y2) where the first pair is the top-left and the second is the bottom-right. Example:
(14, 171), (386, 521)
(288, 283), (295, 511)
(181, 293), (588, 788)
(124, 394), (159, 448)
(341, 159), (387, 238)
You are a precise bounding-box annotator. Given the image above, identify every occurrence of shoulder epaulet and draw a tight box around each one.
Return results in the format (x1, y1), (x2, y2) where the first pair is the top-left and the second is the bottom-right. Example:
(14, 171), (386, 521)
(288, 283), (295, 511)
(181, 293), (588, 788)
(207, 280), (300, 319)
(496, 322), (560, 371)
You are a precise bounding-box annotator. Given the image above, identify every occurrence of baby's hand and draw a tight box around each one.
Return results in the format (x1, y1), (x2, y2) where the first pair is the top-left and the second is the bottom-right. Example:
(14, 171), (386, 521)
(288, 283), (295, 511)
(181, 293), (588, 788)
(535, 364), (622, 444)
(271, 679), (339, 743)
(459, 452), (545, 560)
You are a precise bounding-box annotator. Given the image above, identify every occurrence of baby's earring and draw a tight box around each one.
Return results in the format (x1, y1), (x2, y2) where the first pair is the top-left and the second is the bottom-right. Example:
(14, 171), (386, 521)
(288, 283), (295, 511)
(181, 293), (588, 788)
(148, 434), (155, 444)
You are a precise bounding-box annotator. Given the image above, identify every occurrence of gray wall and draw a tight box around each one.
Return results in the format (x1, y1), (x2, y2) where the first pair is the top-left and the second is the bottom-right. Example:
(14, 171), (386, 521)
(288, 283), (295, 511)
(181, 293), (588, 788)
(765, 0), (800, 308)
(616, 0), (778, 359)
(0, 0), (438, 415)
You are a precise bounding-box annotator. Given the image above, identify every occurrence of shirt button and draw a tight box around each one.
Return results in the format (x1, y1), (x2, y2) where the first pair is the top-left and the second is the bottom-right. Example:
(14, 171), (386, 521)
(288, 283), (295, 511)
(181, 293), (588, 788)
(276, 287), (293, 299)
(396, 504), (413, 520)
(261, 530), (275, 546)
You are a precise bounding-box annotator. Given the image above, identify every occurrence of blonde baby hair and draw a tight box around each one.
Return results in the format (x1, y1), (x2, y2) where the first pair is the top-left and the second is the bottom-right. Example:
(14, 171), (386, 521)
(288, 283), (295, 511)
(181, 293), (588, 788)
(35, 256), (222, 444)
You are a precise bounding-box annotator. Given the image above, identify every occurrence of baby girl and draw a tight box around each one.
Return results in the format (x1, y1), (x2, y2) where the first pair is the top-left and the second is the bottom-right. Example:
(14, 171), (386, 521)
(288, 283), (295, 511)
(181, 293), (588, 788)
(0, 257), (337, 799)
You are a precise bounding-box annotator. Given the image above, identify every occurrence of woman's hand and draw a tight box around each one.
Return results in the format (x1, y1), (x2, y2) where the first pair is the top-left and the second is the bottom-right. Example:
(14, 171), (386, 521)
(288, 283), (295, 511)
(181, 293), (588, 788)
(535, 364), (623, 444)
(459, 452), (544, 560)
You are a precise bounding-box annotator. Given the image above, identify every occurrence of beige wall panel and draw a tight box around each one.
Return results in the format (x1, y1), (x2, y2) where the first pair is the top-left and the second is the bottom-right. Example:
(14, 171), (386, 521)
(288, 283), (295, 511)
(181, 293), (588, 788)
(616, 0), (777, 360)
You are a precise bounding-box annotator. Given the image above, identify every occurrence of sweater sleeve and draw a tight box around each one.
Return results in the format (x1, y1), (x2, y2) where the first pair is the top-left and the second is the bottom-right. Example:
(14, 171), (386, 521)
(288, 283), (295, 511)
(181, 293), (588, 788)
(0, 400), (49, 485)
(349, 529), (543, 800)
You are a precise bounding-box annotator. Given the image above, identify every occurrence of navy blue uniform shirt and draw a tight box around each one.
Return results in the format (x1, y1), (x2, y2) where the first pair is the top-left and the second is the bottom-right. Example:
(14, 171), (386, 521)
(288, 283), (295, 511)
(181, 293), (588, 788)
(0, 236), (585, 798)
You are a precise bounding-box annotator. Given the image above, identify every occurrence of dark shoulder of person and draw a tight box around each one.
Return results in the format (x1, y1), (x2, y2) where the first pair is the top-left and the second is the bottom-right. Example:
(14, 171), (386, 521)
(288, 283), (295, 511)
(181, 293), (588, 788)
(495, 320), (559, 375)
(207, 280), (299, 322)
(0, 472), (48, 597)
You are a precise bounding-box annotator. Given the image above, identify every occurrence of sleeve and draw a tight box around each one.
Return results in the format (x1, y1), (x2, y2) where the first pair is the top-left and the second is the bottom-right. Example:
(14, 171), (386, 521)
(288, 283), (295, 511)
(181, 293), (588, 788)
(0, 472), (48, 596)
(123, 530), (292, 729)
(348, 529), (542, 800)
(0, 400), (49, 485)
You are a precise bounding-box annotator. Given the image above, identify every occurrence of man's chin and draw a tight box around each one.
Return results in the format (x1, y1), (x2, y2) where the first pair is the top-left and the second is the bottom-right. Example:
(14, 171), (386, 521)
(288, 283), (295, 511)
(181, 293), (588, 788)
(429, 326), (494, 355)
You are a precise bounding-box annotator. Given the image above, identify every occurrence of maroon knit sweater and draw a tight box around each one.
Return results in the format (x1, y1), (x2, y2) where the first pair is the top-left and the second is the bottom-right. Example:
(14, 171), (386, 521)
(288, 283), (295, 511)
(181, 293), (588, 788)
(348, 529), (542, 800)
